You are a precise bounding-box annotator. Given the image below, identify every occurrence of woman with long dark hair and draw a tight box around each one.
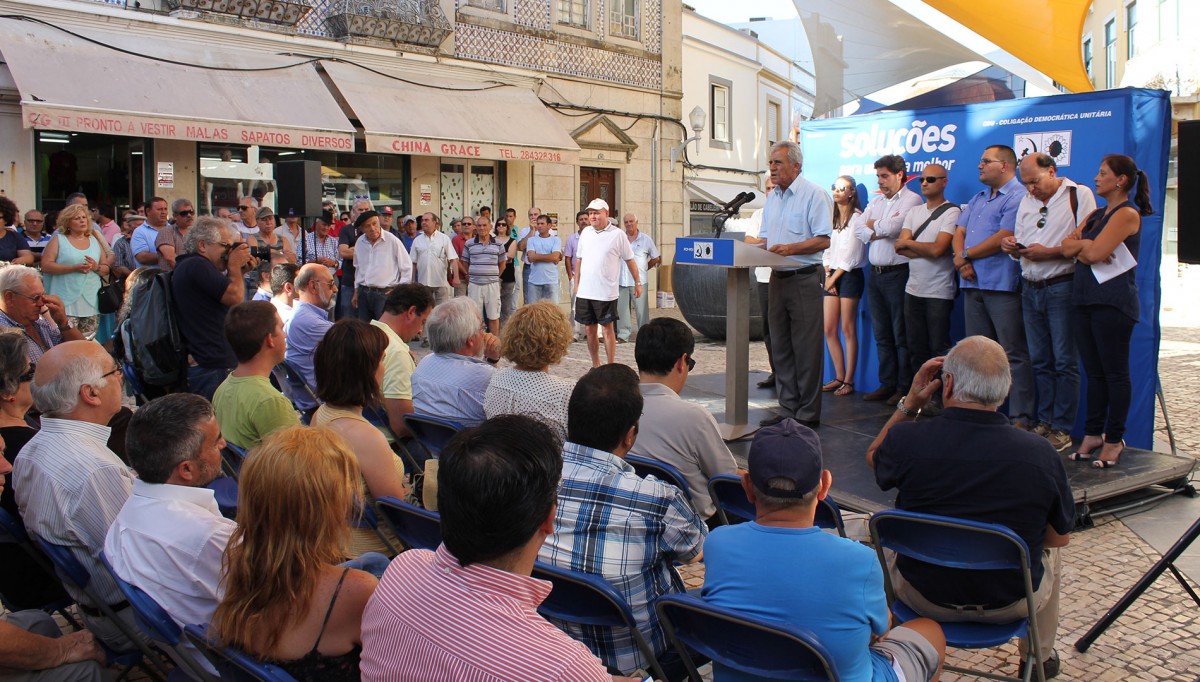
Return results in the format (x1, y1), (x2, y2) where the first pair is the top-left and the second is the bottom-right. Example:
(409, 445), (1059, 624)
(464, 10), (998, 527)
(821, 175), (865, 396)
(1061, 154), (1152, 468)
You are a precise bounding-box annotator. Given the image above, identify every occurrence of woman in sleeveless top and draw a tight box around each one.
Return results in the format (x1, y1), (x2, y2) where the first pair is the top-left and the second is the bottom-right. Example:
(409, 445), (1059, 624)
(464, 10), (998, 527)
(1061, 154), (1152, 469)
(211, 426), (377, 682)
(313, 319), (409, 556)
(821, 175), (866, 397)
(40, 204), (114, 339)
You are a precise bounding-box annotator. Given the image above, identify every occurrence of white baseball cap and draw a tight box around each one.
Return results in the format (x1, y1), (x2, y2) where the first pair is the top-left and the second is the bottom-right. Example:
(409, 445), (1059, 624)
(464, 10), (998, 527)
(586, 198), (610, 212)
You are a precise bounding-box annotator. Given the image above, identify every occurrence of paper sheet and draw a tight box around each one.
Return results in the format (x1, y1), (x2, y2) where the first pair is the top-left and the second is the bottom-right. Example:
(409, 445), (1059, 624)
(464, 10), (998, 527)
(1091, 242), (1136, 284)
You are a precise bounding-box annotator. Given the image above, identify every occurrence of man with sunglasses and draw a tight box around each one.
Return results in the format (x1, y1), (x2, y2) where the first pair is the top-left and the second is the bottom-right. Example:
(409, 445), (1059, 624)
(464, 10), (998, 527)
(231, 196), (260, 238)
(172, 216), (253, 401)
(155, 198), (196, 270)
(894, 164), (961, 400)
(451, 216), (472, 298)
(853, 154), (923, 406)
(952, 145), (1035, 429)
(1000, 153), (1096, 451)
(131, 197), (170, 265)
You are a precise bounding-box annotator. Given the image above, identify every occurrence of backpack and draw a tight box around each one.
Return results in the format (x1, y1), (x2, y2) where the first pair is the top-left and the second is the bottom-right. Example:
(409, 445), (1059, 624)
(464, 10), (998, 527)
(121, 270), (188, 388)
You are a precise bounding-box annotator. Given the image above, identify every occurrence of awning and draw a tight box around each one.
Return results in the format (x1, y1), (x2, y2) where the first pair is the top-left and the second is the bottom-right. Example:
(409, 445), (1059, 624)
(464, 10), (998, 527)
(321, 61), (580, 164)
(686, 180), (765, 212)
(0, 17), (356, 151)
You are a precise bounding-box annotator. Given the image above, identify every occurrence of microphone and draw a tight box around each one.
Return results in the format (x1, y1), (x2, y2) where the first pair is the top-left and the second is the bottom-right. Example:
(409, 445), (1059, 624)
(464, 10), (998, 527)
(721, 191), (756, 214)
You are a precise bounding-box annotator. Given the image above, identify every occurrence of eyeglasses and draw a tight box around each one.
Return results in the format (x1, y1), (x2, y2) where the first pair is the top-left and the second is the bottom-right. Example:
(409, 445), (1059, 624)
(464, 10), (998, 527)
(1036, 206), (1048, 228)
(685, 354), (696, 372)
(18, 363), (36, 383)
(176, 210), (195, 217)
(25, 219), (43, 224)
(98, 366), (123, 384)
(921, 176), (947, 184)
(831, 185), (848, 192)
(239, 205), (253, 211)
(9, 290), (46, 303)
(979, 158), (1002, 166)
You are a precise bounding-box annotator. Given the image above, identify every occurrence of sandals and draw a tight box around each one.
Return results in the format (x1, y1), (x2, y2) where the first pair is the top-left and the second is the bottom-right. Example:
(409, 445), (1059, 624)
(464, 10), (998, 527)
(834, 381), (855, 396)
(1093, 440), (1125, 469)
(1069, 438), (1104, 462)
(822, 379), (846, 392)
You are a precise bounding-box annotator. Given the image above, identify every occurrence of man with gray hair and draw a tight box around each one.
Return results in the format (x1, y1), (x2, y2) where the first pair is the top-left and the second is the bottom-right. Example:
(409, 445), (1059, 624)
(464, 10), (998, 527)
(231, 196), (260, 238)
(104, 393), (236, 633)
(866, 336), (1074, 680)
(616, 213), (659, 342)
(336, 197), (374, 319)
(155, 198), (196, 270)
(0, 264), (85, 362)
(13, 340), (140, 650)
(410, 297), (500, 426)
(171, 216), (253, 401)
(755, 140), (832, 428)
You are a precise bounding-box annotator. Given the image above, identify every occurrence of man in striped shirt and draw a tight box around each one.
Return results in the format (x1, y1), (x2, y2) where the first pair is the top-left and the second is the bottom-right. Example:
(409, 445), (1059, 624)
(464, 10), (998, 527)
(458, 217), (506, 335)
(359, 415), (617, 681)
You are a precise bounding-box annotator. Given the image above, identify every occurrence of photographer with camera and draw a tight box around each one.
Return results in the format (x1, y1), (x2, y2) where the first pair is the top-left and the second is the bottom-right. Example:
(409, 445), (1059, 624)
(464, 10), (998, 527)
(171, 216), (258, 401)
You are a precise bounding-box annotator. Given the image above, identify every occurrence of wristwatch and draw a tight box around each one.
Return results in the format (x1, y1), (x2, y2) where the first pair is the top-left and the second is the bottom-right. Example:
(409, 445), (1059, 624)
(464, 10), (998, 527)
(959, 249), (972, 262)
(895, 396), (920, 417)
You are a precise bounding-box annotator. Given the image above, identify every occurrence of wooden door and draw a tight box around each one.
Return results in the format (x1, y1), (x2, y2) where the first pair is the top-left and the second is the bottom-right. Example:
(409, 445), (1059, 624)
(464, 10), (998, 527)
(579, 167), (617, 216)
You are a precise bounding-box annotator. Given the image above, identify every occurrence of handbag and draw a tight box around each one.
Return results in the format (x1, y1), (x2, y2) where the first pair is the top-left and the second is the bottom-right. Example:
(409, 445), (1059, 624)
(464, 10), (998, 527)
(97, 273), (124, 315)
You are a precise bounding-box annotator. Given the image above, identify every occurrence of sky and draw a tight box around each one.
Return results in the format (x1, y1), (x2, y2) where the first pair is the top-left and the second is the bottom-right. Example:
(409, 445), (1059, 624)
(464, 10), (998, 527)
(684, 0), (798, 24)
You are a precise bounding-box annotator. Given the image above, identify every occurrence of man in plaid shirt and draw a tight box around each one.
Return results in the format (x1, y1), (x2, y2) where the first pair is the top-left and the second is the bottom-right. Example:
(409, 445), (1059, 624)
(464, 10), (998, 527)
(539, 364), (707, 676)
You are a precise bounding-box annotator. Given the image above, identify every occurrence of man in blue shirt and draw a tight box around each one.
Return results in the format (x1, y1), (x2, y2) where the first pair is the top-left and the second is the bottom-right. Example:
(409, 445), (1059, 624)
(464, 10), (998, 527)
(283, 264), (337, 410)
(131, 197), (169, 266)
(951, 145), (1034, 427)
(703, 419), (944, 682)
(757, 141), (832, 428)
(523, 215), (563, 305)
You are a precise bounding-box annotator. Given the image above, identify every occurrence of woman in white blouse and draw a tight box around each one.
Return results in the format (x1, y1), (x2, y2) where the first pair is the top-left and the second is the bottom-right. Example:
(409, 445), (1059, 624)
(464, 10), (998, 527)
(821, 176), (867, 397)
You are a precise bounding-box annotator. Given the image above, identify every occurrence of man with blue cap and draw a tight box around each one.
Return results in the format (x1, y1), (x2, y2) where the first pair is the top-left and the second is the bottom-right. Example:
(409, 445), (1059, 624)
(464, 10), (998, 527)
(701, 418), (944, 682)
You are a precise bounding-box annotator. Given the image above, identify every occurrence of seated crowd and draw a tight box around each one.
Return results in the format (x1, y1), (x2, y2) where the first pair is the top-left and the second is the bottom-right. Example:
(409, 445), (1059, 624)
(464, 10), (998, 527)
(0, 241), (1071, 681)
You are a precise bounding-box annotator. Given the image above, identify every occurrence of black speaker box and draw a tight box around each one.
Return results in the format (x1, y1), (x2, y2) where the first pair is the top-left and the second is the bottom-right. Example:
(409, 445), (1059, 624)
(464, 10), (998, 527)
(1179, 121), (1200, 264)
(275, 160), (323, 219)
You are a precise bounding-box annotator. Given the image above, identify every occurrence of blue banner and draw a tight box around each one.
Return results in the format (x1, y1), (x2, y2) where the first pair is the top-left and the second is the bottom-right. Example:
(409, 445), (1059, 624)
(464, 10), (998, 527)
(798, 88), (1171, 448)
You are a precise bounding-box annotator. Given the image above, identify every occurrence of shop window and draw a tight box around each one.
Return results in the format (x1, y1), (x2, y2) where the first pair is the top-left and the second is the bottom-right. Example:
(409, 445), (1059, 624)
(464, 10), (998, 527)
(557, 0), (588, 28)
(441, 162), (498, 228)
(35, 132), (141, 214)
(609, 0), (638, 40)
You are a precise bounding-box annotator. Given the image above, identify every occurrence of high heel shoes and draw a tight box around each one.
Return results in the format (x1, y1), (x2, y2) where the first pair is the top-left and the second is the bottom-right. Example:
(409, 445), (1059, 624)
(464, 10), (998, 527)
(1092, 440), (1125, 469)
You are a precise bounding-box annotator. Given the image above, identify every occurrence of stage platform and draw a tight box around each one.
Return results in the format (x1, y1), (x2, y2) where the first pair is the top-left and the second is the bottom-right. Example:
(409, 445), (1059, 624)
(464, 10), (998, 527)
(682, 371), (1197, 524)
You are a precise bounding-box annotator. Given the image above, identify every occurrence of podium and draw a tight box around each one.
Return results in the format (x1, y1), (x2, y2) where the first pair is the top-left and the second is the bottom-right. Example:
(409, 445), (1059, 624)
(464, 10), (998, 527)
(675, 236), (798, 440)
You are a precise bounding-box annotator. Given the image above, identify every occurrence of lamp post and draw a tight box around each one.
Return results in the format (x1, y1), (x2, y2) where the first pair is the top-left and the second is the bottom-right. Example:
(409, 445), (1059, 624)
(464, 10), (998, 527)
(670, 106), (707, 172)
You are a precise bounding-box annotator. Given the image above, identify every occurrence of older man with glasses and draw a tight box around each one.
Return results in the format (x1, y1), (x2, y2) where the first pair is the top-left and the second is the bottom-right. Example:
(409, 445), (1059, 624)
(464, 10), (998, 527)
(451, 216), (473, 297)
(231, 196), (260, 238)
(0, 264), (84, 362)
(155, 199), (196, 271)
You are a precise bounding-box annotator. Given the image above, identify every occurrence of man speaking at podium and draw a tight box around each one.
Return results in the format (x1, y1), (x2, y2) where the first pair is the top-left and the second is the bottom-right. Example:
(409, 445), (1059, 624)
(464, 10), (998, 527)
(753, 141), (832, 428)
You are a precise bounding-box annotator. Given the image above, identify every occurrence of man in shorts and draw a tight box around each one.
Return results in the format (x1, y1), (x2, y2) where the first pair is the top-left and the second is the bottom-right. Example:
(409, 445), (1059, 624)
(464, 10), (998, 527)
(702, 419), (945, 682)
(460, 217), (506, 334)
(572, 199), (639, 367)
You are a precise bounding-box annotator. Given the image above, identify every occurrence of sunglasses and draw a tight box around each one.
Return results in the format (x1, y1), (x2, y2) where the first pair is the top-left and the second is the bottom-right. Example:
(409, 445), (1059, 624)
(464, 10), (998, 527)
(176, 210), (195, 216)
(921, 176), (947, 184)
(831, 185), (850, 192)
(1037, 206), (1048, 228)
(685, 354), (696, 372)
(239, 206), (253, 211)
(18, 363), (36, 383)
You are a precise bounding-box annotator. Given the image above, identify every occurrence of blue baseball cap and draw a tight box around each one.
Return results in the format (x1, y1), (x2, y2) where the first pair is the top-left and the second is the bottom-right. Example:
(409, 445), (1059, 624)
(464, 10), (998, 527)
(747, 419), (823, 498)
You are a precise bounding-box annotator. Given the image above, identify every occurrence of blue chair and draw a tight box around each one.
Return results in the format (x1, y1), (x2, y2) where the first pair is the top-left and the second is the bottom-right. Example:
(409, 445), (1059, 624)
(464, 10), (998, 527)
(655, 593), (840, 681)
(222, 443), (249, 480)
(869, 509), (1045, 682)
(271, 361), (319, 422)
(625, 454), (693, 501)
(707, 474), (846, 537)
(531, 561), (667, 681)
(355, 498), (400, 556)
(182, 624), (299, 682)
(34, 535), (171, 680)
(375, 496), (442, 551)
(707, 474), (847, 536)
(122, 360), (148, 403)
(0, 507), (81, 630)
(99, 551), (219, 682)
(206, 475), (238, 520)
(403, 413), (464, 459)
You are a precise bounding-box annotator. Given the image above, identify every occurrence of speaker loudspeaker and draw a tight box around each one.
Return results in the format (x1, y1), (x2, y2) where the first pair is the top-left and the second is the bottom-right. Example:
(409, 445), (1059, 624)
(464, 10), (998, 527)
(275, 160), (323, 219)
(1179, 121), (1200, 265)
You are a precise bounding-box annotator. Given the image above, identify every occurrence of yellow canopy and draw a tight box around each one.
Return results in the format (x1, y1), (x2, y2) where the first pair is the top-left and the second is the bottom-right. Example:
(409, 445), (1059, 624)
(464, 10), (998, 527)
(922, 0), (1094, 93)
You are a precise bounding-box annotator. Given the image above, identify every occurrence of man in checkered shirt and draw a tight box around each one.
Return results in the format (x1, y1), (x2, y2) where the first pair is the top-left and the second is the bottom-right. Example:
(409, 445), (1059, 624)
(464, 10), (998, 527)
(539, 364), (707, 676)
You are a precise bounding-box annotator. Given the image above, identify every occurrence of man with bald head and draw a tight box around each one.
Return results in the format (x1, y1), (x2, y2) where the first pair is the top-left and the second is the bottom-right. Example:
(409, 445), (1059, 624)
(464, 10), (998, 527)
(13, 340), (141, 650)
(866, 336), (1073, 679)
(616, 213), (659, 342)
(284, 263), (337, 412)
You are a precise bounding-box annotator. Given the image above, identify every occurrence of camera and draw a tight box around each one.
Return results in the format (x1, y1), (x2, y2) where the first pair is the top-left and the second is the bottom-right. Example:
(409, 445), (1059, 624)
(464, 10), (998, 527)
(248, 245), (271, 260)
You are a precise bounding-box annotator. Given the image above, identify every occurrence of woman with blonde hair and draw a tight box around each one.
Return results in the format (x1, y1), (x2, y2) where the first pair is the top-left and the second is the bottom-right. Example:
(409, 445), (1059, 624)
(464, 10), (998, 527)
(39, 203), (114, 339)
(483, 300), (575, 438)
(211, 426), (377, 681)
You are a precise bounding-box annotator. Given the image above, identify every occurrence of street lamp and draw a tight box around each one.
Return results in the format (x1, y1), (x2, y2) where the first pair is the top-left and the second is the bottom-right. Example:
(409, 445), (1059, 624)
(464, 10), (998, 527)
(670, 106), (707, 172)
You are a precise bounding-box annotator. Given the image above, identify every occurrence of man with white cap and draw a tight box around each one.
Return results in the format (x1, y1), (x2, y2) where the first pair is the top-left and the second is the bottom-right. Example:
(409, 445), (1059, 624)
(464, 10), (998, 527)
(572, 198), (639, 367)
(702, 418), (945, 682)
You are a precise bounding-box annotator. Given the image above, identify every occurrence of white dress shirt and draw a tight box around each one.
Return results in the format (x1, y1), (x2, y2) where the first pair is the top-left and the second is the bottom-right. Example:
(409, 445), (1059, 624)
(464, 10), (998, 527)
(1013, 178), (1097, 282)
(824, 212), (867, 272)
(411, 230), (458, 288)
(854, 186), (923, 266)
(354, 229), (413, 288)
(13, 418), (134, 607)
(104, 479), (236, 628)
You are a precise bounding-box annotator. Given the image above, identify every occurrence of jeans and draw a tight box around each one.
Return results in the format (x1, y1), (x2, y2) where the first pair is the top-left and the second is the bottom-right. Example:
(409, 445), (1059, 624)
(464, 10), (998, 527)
(528, 282), (558, 305)
(522, 263), (532, 304)
(1023, 280), (1080, 432)
(342, 551), (392, 579)
(356, 288), (389, 321)
(499, 281), (518, 326)
(904, 294), (953, 374)
(964, 289), (1035, 423)
(187, 365), (231, 403)
(866, 267), (911, 390)
(1074, 304), (1135, 442)
(336, 281), (356, 320)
